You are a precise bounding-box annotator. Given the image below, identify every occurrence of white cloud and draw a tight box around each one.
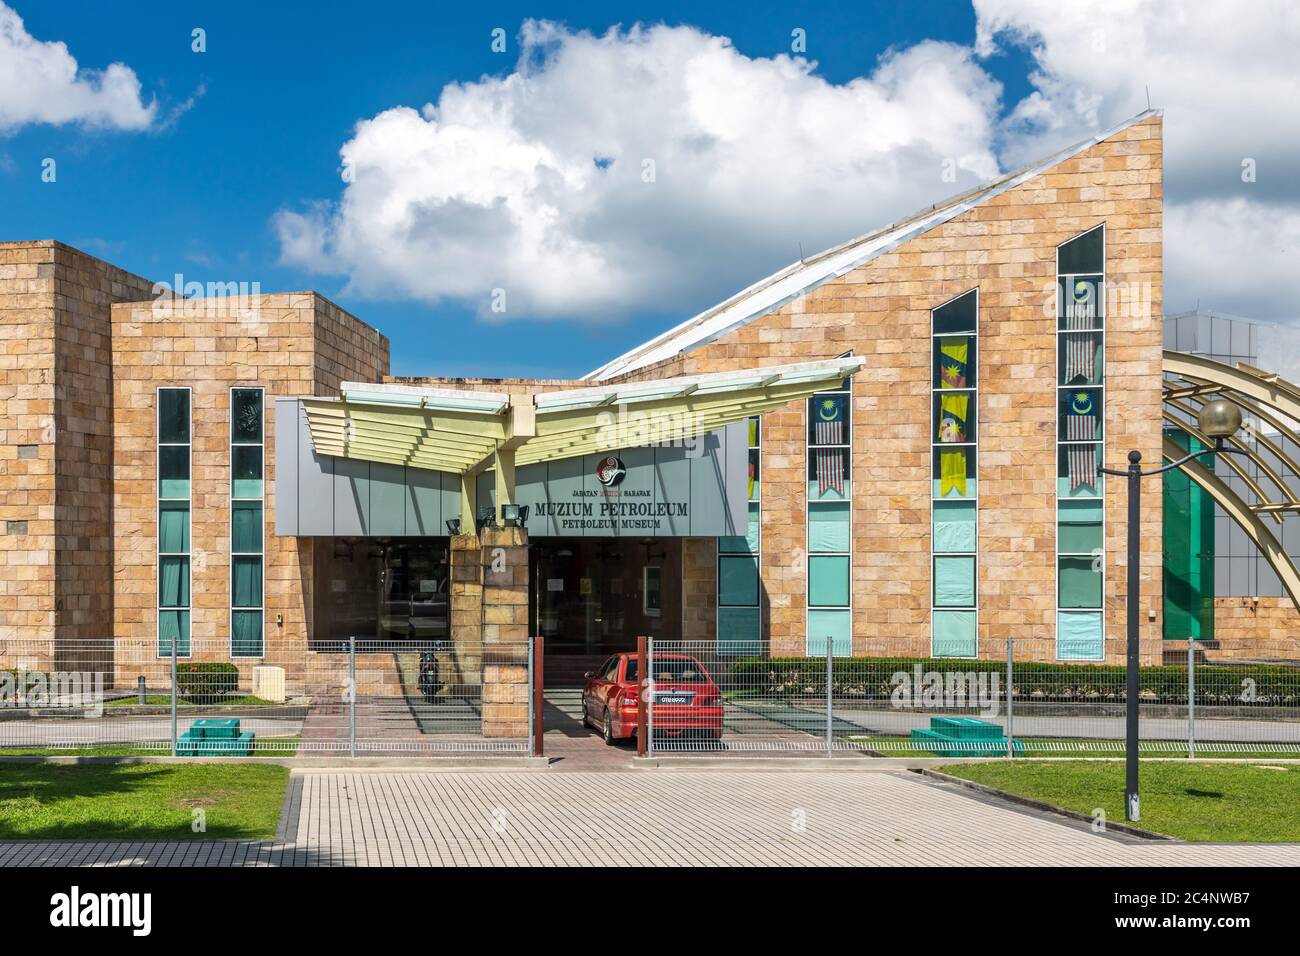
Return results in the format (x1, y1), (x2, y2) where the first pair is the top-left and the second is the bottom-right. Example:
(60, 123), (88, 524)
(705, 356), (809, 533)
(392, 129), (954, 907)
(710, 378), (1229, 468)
(975, 0), (1300, 324)
(277, 20), (1002, 320)
(1165, 198), (1300, 320)
(0, 1), (155, 132)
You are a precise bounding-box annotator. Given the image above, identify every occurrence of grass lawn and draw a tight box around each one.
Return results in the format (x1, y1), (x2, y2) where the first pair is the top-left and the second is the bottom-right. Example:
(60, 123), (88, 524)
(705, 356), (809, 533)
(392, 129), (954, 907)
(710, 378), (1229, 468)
(939, 760), (1300, 842)
(849, 735), (1300, 760)
(0, 762), (290, 840)
(0, 735), (301, 758)
(104, 694), (278, 708)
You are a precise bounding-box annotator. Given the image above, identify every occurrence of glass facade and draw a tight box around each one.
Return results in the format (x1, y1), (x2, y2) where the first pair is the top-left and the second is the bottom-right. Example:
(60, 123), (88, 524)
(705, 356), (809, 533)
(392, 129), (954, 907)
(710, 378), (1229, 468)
(1056, 225), (1106, 659)
(158, 388), (191, 657)
(1163, 429), (1216, 639)
(932, 290), (978, 656)
(807, 374), (851, 654)
(313, 538), (452, 647)
(718, 416), (761, 654)
(231, 388), (264, 656)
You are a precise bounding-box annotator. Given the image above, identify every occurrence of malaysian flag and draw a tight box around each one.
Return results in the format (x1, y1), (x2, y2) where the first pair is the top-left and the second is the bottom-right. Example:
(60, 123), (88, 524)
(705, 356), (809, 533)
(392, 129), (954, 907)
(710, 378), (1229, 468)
(1064, 330), (1097, 384)
(1065, 390), (1098, 494)
(1064, 277), (1099, 328)
(1063, 279), (1098, 385)
(814, 397), (844, 495)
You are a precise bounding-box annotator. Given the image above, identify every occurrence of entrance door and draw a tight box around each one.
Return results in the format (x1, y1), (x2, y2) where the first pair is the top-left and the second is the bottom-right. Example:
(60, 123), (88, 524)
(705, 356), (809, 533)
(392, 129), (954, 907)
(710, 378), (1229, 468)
(531, 538), (682, 679)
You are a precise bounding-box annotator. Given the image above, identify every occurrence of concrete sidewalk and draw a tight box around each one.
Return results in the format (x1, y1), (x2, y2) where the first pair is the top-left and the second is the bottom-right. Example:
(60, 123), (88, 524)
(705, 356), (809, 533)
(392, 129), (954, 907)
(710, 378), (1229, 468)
(2, 769), (1297, 866)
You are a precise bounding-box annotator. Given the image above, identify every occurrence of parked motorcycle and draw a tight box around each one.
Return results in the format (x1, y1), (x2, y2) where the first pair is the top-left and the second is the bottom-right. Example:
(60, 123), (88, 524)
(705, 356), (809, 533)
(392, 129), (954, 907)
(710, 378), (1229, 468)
(417, 643), (449, 700)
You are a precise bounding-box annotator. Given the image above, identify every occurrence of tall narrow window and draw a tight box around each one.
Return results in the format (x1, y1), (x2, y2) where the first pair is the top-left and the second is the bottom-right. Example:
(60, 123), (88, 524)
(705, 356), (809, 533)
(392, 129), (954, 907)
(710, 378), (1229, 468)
(807, 369), (851, 655)
(158, 388), (191, 657)
(718, 416), (761, 654)
(231, 387), (264, 657)
(931, 290), (979, 656)
(1056, 225), (1106, 659)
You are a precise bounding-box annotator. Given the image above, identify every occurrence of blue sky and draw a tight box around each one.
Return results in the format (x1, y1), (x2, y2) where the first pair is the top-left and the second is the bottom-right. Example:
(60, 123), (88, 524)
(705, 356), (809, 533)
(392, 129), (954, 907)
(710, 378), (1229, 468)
(2, 1), (1297, 377)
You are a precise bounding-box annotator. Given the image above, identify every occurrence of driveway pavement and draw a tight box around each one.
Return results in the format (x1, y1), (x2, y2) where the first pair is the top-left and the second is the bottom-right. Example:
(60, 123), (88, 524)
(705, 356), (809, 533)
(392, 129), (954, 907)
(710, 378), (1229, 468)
(3, 768), (1297, 867)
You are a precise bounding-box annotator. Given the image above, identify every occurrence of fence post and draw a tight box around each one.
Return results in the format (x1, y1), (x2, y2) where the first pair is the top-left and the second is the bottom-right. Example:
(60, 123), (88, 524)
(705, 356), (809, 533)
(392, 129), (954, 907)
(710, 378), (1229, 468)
(1005, 637), (1014, 759)
(532, 636), (545, 759)
(647, 636), (655, 758)
(525, 639), (530, 759)
(170, 636), (178, 757)
(348, 636), (357, 758)
(825, 638), (834, 759)
(138, 675), (146, 706)
(636, 635), (648, 758)
(1187, 639), (1196, 760)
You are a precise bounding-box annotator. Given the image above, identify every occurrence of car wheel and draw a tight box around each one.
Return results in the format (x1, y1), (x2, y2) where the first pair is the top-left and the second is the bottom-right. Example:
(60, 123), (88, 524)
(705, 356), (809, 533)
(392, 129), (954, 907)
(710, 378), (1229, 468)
(602, 709), (615, 746)
(579, 695), (588, 728)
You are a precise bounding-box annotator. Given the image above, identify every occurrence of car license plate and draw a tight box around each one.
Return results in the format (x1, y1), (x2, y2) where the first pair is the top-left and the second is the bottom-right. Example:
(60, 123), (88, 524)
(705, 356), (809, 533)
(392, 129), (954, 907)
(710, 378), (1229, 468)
(655, 692), (693, 705)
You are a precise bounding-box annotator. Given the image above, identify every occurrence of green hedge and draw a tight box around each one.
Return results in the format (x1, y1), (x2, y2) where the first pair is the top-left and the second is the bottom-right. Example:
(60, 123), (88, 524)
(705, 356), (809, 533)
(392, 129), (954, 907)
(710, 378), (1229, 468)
(725, 656), (1300, 706)
(176, 662), (240, 704)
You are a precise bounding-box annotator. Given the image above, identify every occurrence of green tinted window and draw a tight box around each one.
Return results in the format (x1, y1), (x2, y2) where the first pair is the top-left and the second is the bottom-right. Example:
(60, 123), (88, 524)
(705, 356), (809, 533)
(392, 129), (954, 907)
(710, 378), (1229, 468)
(159, 389), (189, 443)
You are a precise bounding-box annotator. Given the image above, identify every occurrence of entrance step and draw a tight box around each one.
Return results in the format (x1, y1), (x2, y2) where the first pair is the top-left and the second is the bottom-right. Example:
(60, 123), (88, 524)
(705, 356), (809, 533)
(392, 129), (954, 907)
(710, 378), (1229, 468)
(545, 688), (585, 720)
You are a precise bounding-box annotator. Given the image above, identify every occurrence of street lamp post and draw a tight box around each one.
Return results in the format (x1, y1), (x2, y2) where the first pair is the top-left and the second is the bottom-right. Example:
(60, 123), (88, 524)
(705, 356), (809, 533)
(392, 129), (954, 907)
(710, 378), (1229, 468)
(1100, 398), (1243, 822)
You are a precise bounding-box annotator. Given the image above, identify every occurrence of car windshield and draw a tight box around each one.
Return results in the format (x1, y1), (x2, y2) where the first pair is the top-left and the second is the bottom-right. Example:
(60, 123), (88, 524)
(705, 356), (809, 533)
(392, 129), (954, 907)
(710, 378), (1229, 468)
(624, 657), (709, 683)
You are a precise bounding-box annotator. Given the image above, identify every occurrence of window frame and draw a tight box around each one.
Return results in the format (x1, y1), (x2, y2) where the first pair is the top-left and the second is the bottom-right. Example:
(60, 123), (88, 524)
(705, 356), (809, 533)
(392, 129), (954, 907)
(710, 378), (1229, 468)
(1055, 224), (1107, 661)
(805, 358), (853, 656)
(230, 386), (266, 659)
(157, 387), (192, 659)
(930, 289), (979, 658)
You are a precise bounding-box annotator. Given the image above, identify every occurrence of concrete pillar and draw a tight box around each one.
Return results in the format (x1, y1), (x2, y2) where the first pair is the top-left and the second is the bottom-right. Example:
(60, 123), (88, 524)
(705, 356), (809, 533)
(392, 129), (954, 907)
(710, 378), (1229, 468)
(448, 533), (483, 689)
(479, 525), (531, 738)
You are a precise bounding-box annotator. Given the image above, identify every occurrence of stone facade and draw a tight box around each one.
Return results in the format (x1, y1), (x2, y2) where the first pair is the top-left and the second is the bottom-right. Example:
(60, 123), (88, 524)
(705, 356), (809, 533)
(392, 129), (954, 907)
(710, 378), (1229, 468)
(4, 112), (1295, 675)
(607, 114), (1167, 664)
(0, 248), (388, 679)
(109, 291), (387, 682)
(0, 242), (155, 669)
(1208, 597), (1300, 660)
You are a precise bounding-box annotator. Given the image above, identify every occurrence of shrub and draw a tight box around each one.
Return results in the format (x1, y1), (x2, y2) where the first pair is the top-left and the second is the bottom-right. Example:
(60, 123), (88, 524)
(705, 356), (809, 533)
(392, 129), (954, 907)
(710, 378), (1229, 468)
(725, 656), (1300, 706)
(175, 662), (239, 703)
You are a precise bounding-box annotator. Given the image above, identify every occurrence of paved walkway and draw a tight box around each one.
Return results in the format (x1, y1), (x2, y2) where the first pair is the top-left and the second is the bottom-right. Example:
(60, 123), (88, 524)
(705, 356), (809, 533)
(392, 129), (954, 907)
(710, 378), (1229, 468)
(2, 768), (1298, 866)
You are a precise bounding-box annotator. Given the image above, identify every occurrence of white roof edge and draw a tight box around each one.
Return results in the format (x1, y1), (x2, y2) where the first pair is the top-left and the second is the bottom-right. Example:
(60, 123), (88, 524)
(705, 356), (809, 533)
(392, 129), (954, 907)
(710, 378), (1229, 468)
(585, 109), (1163, 382)
(537, 356), (864, 411)
(339, 380), (512, 412)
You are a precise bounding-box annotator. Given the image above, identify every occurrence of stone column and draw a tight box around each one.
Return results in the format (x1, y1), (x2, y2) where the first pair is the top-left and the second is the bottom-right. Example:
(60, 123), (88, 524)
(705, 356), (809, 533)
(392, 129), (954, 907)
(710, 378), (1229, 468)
(479, 525), (531, 738)
(448, 533), (483, 689)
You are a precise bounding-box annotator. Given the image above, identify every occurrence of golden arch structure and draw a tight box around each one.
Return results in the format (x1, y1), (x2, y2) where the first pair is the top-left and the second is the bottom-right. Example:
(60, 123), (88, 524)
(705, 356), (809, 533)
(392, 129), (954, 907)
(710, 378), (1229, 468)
(1162, 349), (1300, 612)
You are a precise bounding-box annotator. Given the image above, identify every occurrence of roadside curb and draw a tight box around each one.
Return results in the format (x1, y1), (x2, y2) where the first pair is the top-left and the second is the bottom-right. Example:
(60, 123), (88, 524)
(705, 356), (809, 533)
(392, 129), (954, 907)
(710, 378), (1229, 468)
(915, 767), (1174, 841)
(634, 755), (936, 770)
(0, 755), (552, 770)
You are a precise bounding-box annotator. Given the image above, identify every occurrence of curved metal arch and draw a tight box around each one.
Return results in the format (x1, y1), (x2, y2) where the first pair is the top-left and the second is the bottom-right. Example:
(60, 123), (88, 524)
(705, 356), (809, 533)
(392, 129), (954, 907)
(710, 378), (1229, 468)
(1162, 437), (1300, 609)
(1162, 349), (1300, 613)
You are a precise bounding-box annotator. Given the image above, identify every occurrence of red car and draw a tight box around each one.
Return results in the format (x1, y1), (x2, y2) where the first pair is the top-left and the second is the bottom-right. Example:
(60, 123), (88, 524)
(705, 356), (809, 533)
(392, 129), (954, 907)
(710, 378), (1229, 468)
(581, 651), (724, 745)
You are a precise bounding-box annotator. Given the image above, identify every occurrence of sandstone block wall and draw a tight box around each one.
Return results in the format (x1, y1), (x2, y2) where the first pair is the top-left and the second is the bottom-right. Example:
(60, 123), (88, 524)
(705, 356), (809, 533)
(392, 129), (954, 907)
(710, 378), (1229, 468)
(610, 115), (1167, 664)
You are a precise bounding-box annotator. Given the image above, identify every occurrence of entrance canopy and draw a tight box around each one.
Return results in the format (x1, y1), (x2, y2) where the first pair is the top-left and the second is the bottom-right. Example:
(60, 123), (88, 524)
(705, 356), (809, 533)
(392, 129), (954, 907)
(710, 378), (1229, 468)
(300, 356), (864, 527)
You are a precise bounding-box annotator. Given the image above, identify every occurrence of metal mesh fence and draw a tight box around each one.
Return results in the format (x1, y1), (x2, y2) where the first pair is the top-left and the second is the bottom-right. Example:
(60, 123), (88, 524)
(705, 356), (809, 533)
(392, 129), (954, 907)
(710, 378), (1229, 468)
(645, 638), (1300, 757)
(0, 638), (531, 756)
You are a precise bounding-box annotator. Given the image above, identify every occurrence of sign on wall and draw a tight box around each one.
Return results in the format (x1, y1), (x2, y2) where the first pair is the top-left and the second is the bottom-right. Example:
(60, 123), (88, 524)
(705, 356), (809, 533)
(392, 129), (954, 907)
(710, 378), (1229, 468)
(276, 398), (749, 538)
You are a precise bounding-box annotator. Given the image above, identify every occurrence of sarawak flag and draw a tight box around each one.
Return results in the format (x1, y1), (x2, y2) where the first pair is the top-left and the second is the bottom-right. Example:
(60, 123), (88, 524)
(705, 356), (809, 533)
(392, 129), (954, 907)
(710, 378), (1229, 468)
(939, 337), (968, 389)
(938, 393), (968, 497)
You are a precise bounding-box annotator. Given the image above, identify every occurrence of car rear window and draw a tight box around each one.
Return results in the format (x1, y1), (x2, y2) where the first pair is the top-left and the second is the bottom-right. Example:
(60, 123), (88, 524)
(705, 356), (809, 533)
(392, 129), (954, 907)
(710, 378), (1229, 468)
(625, 657), (709, 682)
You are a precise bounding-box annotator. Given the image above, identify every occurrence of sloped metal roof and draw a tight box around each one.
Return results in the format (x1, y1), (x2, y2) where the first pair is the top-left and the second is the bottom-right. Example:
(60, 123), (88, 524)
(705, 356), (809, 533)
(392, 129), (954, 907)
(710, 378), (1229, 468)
(585, 109), (1162, 382)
